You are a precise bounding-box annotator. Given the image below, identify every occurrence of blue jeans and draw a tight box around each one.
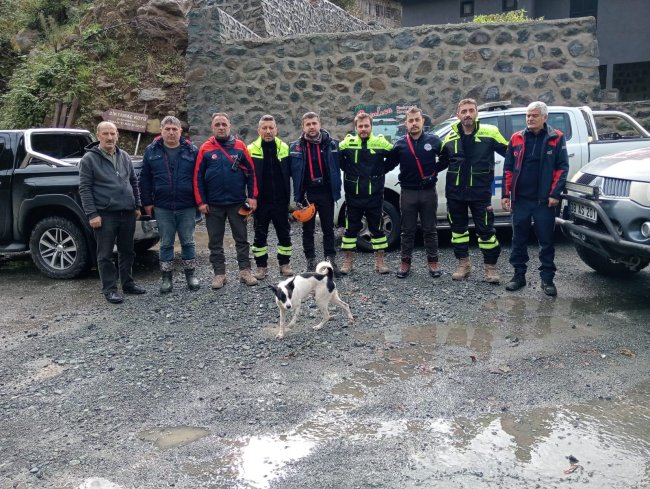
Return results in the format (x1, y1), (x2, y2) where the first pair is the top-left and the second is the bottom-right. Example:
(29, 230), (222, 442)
(155, 207), (197, 263)
(509, 198), (557, 282)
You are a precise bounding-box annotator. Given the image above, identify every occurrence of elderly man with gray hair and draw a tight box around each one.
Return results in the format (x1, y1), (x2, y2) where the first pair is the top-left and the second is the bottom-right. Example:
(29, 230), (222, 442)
(140, 116), (201, 293)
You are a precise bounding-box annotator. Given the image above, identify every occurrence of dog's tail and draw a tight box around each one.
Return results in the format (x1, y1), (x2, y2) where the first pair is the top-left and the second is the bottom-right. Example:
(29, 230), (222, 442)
(315, 260), (333, 276)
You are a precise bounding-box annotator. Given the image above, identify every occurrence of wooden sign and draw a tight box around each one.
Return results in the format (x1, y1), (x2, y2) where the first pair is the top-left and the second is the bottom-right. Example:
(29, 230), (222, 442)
(102, 109), (148, 133)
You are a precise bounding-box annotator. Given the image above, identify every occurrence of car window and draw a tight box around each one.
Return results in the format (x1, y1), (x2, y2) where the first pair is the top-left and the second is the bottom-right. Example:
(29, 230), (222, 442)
(509, 112), (572, 140)
(0, 137), (13, 170)
(30, 134), (90, 159)
(592, 114), (648, 140)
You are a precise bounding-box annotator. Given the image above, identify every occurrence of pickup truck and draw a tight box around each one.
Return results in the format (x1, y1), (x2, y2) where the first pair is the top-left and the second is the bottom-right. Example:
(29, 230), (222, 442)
(0, 128), (159, 279)
(336, 104), (650, 252)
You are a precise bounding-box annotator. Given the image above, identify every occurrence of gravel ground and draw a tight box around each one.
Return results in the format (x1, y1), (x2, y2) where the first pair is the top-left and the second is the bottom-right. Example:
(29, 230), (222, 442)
(1, 222), (649, 489)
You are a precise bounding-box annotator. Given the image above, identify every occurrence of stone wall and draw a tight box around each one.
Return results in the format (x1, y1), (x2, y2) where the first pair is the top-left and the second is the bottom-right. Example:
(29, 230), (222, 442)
(187, 16), (602, 142)
(593, 101), (650, 132)
(187, 6), (260, 46)
(209, 0), (371, 38)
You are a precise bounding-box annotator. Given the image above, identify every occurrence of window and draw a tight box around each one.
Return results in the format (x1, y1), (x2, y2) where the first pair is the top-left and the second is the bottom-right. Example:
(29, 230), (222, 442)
(503, 0), (517, 11)
(0, 137), (13, 171)
(598, 65), (607, 89)
(460, 1), (474, 18)
(509, 113), (573, 140)
(570, 0), (598, 19)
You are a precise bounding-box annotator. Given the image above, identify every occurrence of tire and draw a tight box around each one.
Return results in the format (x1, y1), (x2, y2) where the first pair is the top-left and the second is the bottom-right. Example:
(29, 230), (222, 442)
(133, 237), (160, 254)
(29, 217), (90, 279)
(355, 201), (401, 253)
(575, 243), (649, 276)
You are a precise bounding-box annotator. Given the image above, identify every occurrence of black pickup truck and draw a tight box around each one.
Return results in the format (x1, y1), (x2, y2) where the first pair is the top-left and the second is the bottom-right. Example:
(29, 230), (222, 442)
(0, 128), (159, 279)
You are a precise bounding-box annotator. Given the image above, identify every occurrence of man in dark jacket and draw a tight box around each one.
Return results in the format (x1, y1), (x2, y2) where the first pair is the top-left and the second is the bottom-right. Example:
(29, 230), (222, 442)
(140, 116), (200, 293)
(502, 101), (569, 296)
(79, 121), (146, 304)
(387, 106), (445, 279)
(248, 115), (293, 280)
(339, 111), (393, 275)
(290, 111), (342, 274)
(438, 98), (508, 283)
(193, 112), (258, 289)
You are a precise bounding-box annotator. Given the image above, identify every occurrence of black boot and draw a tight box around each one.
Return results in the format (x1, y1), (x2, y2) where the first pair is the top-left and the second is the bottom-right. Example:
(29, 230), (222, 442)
(184, 268), (200, 291)
(160, 271), (173, 294)
(326, 256), (342, 278)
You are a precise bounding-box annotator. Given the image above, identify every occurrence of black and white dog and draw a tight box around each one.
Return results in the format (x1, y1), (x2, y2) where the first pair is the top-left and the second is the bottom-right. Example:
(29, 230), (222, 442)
(270, 261), (354, 339)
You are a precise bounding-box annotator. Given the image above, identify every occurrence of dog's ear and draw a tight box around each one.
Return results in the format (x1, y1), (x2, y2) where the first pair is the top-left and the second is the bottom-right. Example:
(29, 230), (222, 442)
(286, 278), (295, 292)
(269, 284), (278, 294)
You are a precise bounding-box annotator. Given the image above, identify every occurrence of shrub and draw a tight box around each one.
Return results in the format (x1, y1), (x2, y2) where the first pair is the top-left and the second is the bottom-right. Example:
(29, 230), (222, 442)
(473, 9), (543, 24)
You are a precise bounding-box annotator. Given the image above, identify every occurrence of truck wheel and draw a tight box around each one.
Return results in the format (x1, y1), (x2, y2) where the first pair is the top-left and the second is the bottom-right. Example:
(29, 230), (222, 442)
(134, 237), (160, 254)
(29, 217), (90, 279)
(575, 244), (649, 276)
(355, 201), (401, 253)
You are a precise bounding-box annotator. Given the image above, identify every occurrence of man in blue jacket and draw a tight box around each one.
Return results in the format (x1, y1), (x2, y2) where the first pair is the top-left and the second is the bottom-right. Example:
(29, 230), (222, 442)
(290, 111), (342, 275)
(140, 116), (200, 293)
(387, 107), (446, 279)
(194, 113), (259, 289)
(502, 101), (569, 296)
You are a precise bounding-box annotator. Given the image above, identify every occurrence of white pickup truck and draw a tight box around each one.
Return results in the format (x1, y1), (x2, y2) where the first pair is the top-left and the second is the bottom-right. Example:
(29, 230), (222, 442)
(335, 104), (650, 251)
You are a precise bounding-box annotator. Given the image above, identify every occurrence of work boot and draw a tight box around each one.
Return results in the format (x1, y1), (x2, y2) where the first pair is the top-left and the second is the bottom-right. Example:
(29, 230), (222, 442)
(211, 274), (226, 289)
(484, 264), (501, 284)
(184, 268), (200, 291)
(374, 250), (390, 274)
(254, 267), (267, 280)
(452, 257), (472, 281)
(505, 274), (526, 291)
(396, 257), (411, 279)
(340, 250), (354, 275)
(427, 257), (442, 278)
(541, 280), (557, 296)
(325, 256), (342, 278)
(306, 257), (317, 272)
(239, 269), (258, 286)
(279, 263), (294, 277)
(160, 271), (173, 294)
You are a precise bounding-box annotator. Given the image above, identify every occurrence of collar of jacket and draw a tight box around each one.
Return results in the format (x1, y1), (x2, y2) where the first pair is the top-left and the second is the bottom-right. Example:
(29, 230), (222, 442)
(523, 123), (558, 140)
(250, 137), (289, 158)
(302, 129), (331, 146)
(207, 134), (236, 149)
(85, 140), (124, 157)
(452, 119), (480, 137)
(151, 136), (193, 150)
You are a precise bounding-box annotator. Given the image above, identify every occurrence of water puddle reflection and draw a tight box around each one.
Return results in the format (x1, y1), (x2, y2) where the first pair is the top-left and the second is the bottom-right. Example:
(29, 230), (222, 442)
(137, 426), (209, 449)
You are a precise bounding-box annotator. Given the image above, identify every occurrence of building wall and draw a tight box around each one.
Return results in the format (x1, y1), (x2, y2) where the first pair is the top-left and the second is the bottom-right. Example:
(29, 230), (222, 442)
(186, 14), (601, 142)
(401, 0), (536, 26)
(357, 0), (402, 28)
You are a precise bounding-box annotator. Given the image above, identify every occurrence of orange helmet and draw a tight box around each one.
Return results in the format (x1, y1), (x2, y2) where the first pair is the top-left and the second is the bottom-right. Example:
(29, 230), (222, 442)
(238, 202), (254, 222)
(292, 202), (316, 223)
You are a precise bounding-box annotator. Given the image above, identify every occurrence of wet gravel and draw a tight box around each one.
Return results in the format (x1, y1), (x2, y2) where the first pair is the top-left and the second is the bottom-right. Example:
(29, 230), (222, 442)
(1, 223), (649, 488)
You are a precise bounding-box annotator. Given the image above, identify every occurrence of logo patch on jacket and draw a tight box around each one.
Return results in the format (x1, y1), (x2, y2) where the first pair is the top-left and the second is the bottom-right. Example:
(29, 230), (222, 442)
(211, 154), (217, 159)
(424, 143), (432, 151)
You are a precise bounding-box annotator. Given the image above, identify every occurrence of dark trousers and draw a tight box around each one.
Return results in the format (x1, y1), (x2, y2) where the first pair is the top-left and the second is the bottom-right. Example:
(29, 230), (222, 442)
(205, 203), (250, 274)
(400, 187), (438, 260)
(253, 203), (292, 267)
(509, 198), (557, 281)
(447, 198), (500, 264)
(94, 211), (136, 295)
(342, 195), (387, 251)
(303, 186), (335, 259)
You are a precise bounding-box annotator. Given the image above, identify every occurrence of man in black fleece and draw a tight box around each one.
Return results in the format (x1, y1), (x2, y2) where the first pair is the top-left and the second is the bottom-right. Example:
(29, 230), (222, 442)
(79, 121), (146, 304)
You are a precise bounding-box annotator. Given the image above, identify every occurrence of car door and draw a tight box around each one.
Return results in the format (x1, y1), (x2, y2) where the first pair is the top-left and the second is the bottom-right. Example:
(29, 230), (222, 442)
(0, 133), (15, 242)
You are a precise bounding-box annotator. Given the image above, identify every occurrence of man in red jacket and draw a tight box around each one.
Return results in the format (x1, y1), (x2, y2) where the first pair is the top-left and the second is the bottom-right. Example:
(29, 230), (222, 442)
(194, 113), (258, 289)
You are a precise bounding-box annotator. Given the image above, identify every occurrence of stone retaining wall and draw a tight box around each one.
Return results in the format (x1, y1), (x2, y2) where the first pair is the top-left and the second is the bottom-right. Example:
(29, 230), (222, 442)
(187, 16), (602, 142)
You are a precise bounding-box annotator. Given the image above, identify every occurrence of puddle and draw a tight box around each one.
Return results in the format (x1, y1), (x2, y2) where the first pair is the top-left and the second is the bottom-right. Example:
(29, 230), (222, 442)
(137, 426), (210, 449)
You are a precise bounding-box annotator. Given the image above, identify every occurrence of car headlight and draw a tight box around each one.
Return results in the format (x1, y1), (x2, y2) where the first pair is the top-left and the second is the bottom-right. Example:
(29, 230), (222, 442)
(630, 181), (650, 207)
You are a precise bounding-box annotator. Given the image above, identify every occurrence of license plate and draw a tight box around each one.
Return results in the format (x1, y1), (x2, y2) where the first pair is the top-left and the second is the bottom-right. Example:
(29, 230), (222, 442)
(570, 201), (598, 223)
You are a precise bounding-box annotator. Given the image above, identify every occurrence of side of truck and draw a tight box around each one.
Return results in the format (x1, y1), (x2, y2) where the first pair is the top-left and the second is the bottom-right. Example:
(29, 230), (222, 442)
(0, 128), (159, 279)
(335, 104), (650, 252)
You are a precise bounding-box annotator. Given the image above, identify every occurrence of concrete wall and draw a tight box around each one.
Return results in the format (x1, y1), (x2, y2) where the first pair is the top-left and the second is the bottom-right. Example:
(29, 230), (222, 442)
(401, 0), (536, 26)
(186, 15), (601, 142)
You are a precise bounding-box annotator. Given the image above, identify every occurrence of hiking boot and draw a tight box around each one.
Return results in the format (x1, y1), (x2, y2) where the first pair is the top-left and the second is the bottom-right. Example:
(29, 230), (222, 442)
(484, 264), (501, 284)
(374, 250), (390, 274)
(325, 256), (342, 278)
(427, 257), (442, 278)
(451, 257), (471, 281)
(184, 268), (200, 291)
(340, 250), (354, 275)
(211, 274), (226, 289)
(240, 269), (258, 286)
(505, 275), (526, 291)
(254, 267), (267, 280)
(160, 271), (173, 294)
(542, 280), (557, 296)
(279, 264), (294, 277)
(396, 257), (411, 278)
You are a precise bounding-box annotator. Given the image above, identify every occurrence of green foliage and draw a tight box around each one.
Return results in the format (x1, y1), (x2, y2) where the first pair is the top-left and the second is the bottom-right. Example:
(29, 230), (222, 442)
(0, 49), (92, 128)
(473, 9), (543, 24)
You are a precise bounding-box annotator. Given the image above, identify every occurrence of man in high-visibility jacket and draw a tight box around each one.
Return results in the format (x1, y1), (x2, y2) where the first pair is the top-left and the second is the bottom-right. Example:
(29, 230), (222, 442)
(247, 115), (293, 280)
(339, 112), (394, 274)
(438, 98), (508, 283)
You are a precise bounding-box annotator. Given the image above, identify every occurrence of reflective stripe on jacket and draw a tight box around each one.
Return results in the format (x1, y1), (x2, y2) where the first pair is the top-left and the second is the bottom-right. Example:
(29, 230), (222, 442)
(339, 132), (393, 198)
(247, 136), (291, 204)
